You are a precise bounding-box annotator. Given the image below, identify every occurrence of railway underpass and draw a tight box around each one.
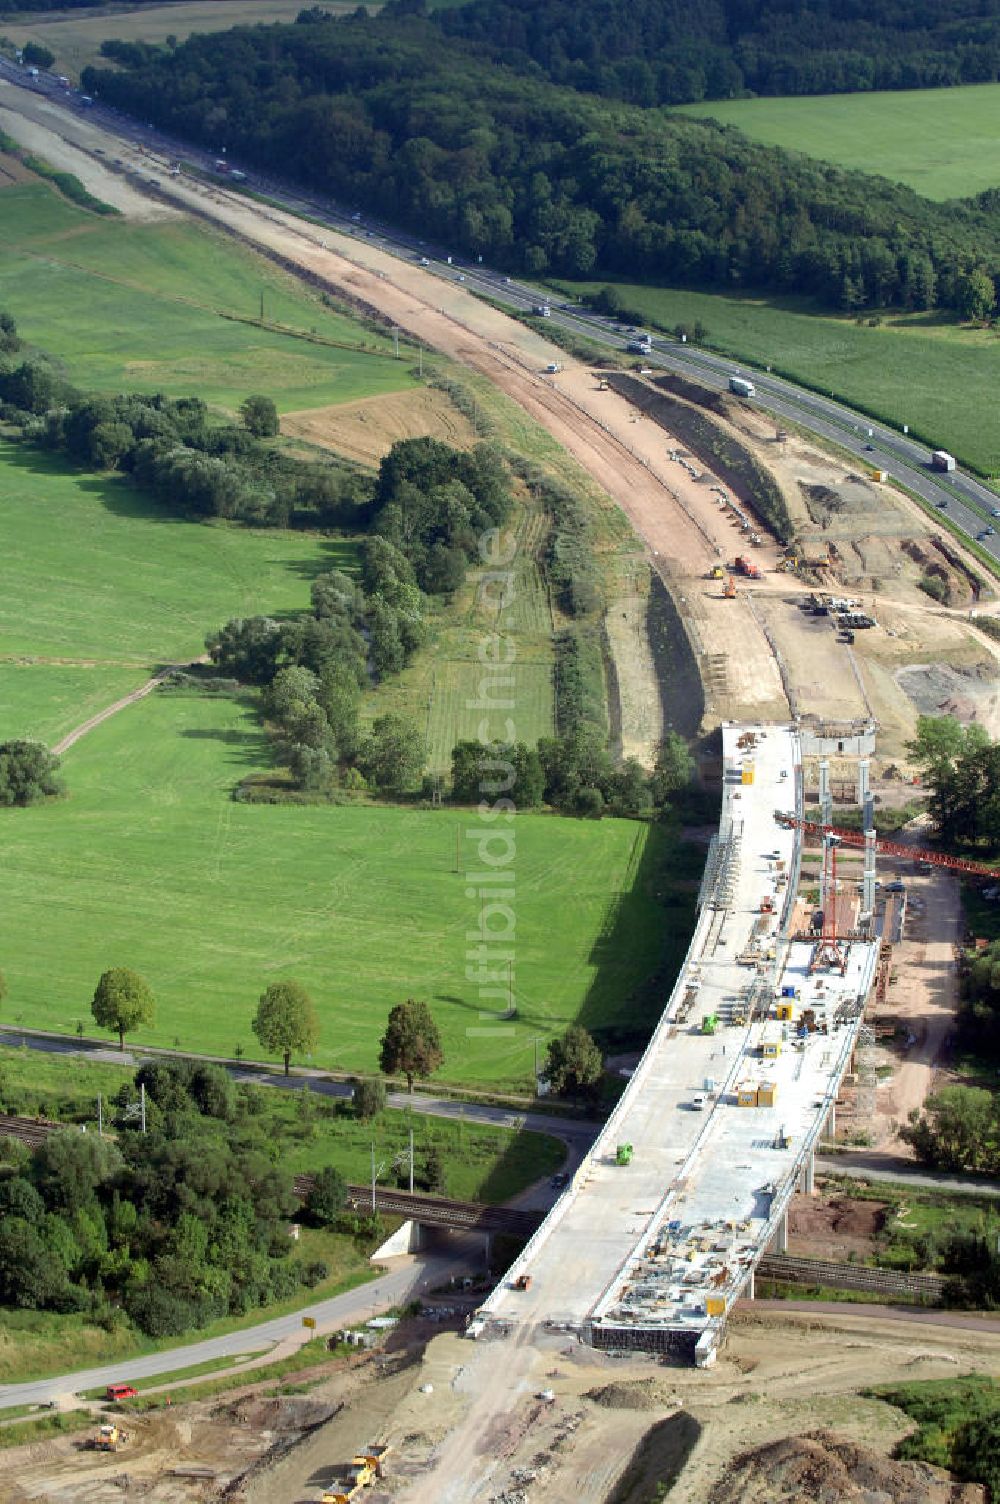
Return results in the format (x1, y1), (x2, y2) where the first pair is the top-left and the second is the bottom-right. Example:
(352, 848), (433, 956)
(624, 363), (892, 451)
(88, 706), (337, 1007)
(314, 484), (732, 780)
(471, 722), (880, 1368)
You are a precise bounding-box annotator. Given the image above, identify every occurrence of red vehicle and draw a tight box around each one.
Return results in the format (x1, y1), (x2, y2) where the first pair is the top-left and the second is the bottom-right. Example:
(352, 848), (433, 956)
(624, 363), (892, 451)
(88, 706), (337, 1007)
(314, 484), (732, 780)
(105, 1383), (138, 1401)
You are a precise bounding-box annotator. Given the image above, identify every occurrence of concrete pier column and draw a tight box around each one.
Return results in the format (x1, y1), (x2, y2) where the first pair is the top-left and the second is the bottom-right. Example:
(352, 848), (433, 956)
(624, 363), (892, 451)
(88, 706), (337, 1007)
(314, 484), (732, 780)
(857, 757), (870, 809)
(747, 1269), (755, 1301)
(772, 1208), (788, 1254)
(800, 1153), (815, 1195)
(826, 1102), (836, 1139)
(819, 759), (832, 827)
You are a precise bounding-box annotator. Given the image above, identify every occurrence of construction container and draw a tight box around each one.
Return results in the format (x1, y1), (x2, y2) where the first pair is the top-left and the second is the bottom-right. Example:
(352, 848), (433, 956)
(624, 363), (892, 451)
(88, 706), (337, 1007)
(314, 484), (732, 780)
(705, 1295), (727, 1317)
(701, 1013), (718, 1035)
(758, 1081), (779, 1107)
(775, 1001), (794, 1021)
(737, 1083), (759, 1108)
(760, 1024), (782, 1059)
(741, 765), (755, 786)
(616, 1143), (633, 1166)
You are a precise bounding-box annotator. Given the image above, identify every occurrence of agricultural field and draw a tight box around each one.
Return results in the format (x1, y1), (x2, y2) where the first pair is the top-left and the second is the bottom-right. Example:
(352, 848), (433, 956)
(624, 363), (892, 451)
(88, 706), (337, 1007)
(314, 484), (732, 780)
(0, 684), (682, 1090)
(552, 278), (1000, 476)
(1, 0), (468, 79)
(0, 440), (343, 665)
(678, 83), (1000, 202)
(0, 185), (415, 413)
(0, 663), (149, 745)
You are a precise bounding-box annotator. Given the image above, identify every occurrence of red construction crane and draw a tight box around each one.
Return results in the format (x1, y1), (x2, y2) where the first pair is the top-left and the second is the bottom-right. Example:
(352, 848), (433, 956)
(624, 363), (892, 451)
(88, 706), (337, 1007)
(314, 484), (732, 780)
(775, 813), (1000, 878)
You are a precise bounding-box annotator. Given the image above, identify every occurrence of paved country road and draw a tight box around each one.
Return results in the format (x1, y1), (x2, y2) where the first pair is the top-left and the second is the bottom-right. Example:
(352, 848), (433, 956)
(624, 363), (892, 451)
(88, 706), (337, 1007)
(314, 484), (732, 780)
(0, 1251), (464, 1410)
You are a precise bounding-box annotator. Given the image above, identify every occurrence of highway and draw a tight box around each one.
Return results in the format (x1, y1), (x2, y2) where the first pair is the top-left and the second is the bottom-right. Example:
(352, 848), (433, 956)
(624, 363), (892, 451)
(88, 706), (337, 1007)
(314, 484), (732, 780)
(1, 58), (998, 571)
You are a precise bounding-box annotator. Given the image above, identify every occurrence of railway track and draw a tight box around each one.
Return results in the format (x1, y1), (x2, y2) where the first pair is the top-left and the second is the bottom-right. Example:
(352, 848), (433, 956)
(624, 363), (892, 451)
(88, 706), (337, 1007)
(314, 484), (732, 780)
(0, 1113), (61, 1149)
(758, 1253), (946, 1300)
(293, 1176), (543, 1236)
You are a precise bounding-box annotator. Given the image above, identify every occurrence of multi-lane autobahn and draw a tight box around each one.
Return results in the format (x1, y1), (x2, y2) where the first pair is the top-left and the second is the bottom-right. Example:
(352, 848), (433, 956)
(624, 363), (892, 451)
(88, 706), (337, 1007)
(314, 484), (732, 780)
(2, 57), (998, 565)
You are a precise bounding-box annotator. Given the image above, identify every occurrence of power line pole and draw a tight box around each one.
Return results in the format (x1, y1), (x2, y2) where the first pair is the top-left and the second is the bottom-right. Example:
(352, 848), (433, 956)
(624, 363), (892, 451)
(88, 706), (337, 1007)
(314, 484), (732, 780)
(140, 1081), (146, 1134)
(371, 1140), (377, 1214)
(409, 1129), (414, 1194)
(97, 1095), (103, 1138)
(260, 289), (264, 324)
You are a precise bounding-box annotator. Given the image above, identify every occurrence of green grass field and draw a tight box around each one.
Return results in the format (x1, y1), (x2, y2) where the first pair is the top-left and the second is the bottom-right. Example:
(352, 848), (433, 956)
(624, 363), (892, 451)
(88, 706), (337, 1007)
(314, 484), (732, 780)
(0, 185), (415, 413)
(0, 440), (348, 666)
(0, 664), (148, 744)
(678, 83), (1000, 202)
(552, 279), (1000, 476)
(0, 685), (679, 1089)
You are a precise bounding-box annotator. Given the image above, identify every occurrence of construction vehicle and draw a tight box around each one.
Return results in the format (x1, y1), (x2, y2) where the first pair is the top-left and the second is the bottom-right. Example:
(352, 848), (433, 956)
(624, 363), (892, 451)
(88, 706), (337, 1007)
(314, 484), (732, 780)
(597, 377), (609, 391)
(321, 1445), (390, 1503)
(701, 1013), (718, 1035)
(734, 556), (762, 580)
(707, 564), (725, 579)
(616, 1143), (633, 1165)
(514, 1273), (532, 1291)
(723, 576), (737, 598)
(91, 1423), (129, 1452)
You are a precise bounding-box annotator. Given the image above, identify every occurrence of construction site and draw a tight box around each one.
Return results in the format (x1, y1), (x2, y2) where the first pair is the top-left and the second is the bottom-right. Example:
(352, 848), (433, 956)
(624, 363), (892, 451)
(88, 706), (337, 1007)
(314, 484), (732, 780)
(0, 81), (998, 1504)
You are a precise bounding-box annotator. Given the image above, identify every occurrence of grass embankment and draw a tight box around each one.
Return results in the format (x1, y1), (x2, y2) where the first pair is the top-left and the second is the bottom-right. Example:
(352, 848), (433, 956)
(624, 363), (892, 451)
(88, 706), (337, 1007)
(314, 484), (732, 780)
(677, 83), (1000, 202)
(0, 1044), (567, 1201)
(0, 185), (414, 412)
(551, 278), (1000, 478)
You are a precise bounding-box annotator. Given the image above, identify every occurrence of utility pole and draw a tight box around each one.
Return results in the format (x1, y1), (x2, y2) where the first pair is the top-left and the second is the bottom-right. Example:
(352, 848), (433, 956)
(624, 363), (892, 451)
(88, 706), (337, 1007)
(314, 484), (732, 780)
(393, 328), (399, 359)
(507, 957), (514, 1018)
(260, 289), (264, 324)
(418, 343), (423, 378)
(409, 1129), (414, 1194)
(371, 1141), (377, 1214)
(97, 1095), (103, 1138)
(140, 1081), (146, 1134)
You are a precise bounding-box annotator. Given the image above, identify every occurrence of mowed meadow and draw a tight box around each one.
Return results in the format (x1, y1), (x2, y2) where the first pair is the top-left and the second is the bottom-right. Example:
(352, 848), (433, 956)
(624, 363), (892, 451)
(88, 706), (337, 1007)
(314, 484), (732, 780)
(0, 184), (415, 413)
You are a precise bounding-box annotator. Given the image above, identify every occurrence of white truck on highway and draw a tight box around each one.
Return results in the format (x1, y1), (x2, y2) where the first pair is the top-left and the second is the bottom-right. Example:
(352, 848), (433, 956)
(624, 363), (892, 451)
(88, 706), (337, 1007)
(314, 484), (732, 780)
(931, 449), (957, 472)
(729, 376), (756, 398)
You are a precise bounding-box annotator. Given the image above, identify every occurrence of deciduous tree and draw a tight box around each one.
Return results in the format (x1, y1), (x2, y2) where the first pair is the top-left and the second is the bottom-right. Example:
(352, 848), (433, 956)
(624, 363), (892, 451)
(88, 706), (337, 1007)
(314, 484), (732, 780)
(542, 1025), (603, 1100)
(252, 979), (319, 1076)
(379, 999), (443, 1092)
(91, 967), (155, 1051)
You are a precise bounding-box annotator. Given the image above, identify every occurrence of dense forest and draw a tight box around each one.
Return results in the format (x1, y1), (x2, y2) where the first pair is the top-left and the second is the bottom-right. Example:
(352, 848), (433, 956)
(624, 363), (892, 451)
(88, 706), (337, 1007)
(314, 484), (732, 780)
(84, 16), (1000, 313)
(431, 0), (1000, 106)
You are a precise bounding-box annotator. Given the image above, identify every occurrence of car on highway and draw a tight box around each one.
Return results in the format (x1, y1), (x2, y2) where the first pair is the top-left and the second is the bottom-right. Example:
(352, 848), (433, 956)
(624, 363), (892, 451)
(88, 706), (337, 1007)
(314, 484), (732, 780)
(419, 256), (430, 265)
(550, 1172), (570, 1189)
(978, 529), (992, 541)
(992, 509), (1000, 518)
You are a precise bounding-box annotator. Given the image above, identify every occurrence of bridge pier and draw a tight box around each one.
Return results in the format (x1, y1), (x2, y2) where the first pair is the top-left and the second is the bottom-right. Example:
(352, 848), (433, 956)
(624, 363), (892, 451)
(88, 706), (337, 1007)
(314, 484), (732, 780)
(771, 1208), (788, 1255)
(826, 1102), (836, 1139)
(800, 1152), (815, 1195)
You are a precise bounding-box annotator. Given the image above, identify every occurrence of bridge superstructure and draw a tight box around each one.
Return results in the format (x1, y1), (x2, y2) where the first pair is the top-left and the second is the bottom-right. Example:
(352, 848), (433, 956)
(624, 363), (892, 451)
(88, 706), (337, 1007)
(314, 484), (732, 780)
(472, 722), (879, 1365)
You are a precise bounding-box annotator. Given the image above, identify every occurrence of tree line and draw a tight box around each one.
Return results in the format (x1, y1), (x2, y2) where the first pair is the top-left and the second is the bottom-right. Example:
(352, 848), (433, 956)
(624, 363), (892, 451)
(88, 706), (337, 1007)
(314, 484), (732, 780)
(430, 0), (1000, 108)
(81, 14), (1000, 314)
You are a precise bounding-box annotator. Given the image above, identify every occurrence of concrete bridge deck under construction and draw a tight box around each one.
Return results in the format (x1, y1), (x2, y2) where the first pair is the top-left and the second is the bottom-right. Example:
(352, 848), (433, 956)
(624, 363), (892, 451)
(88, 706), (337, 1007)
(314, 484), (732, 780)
(472, 722), (879, 1365)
